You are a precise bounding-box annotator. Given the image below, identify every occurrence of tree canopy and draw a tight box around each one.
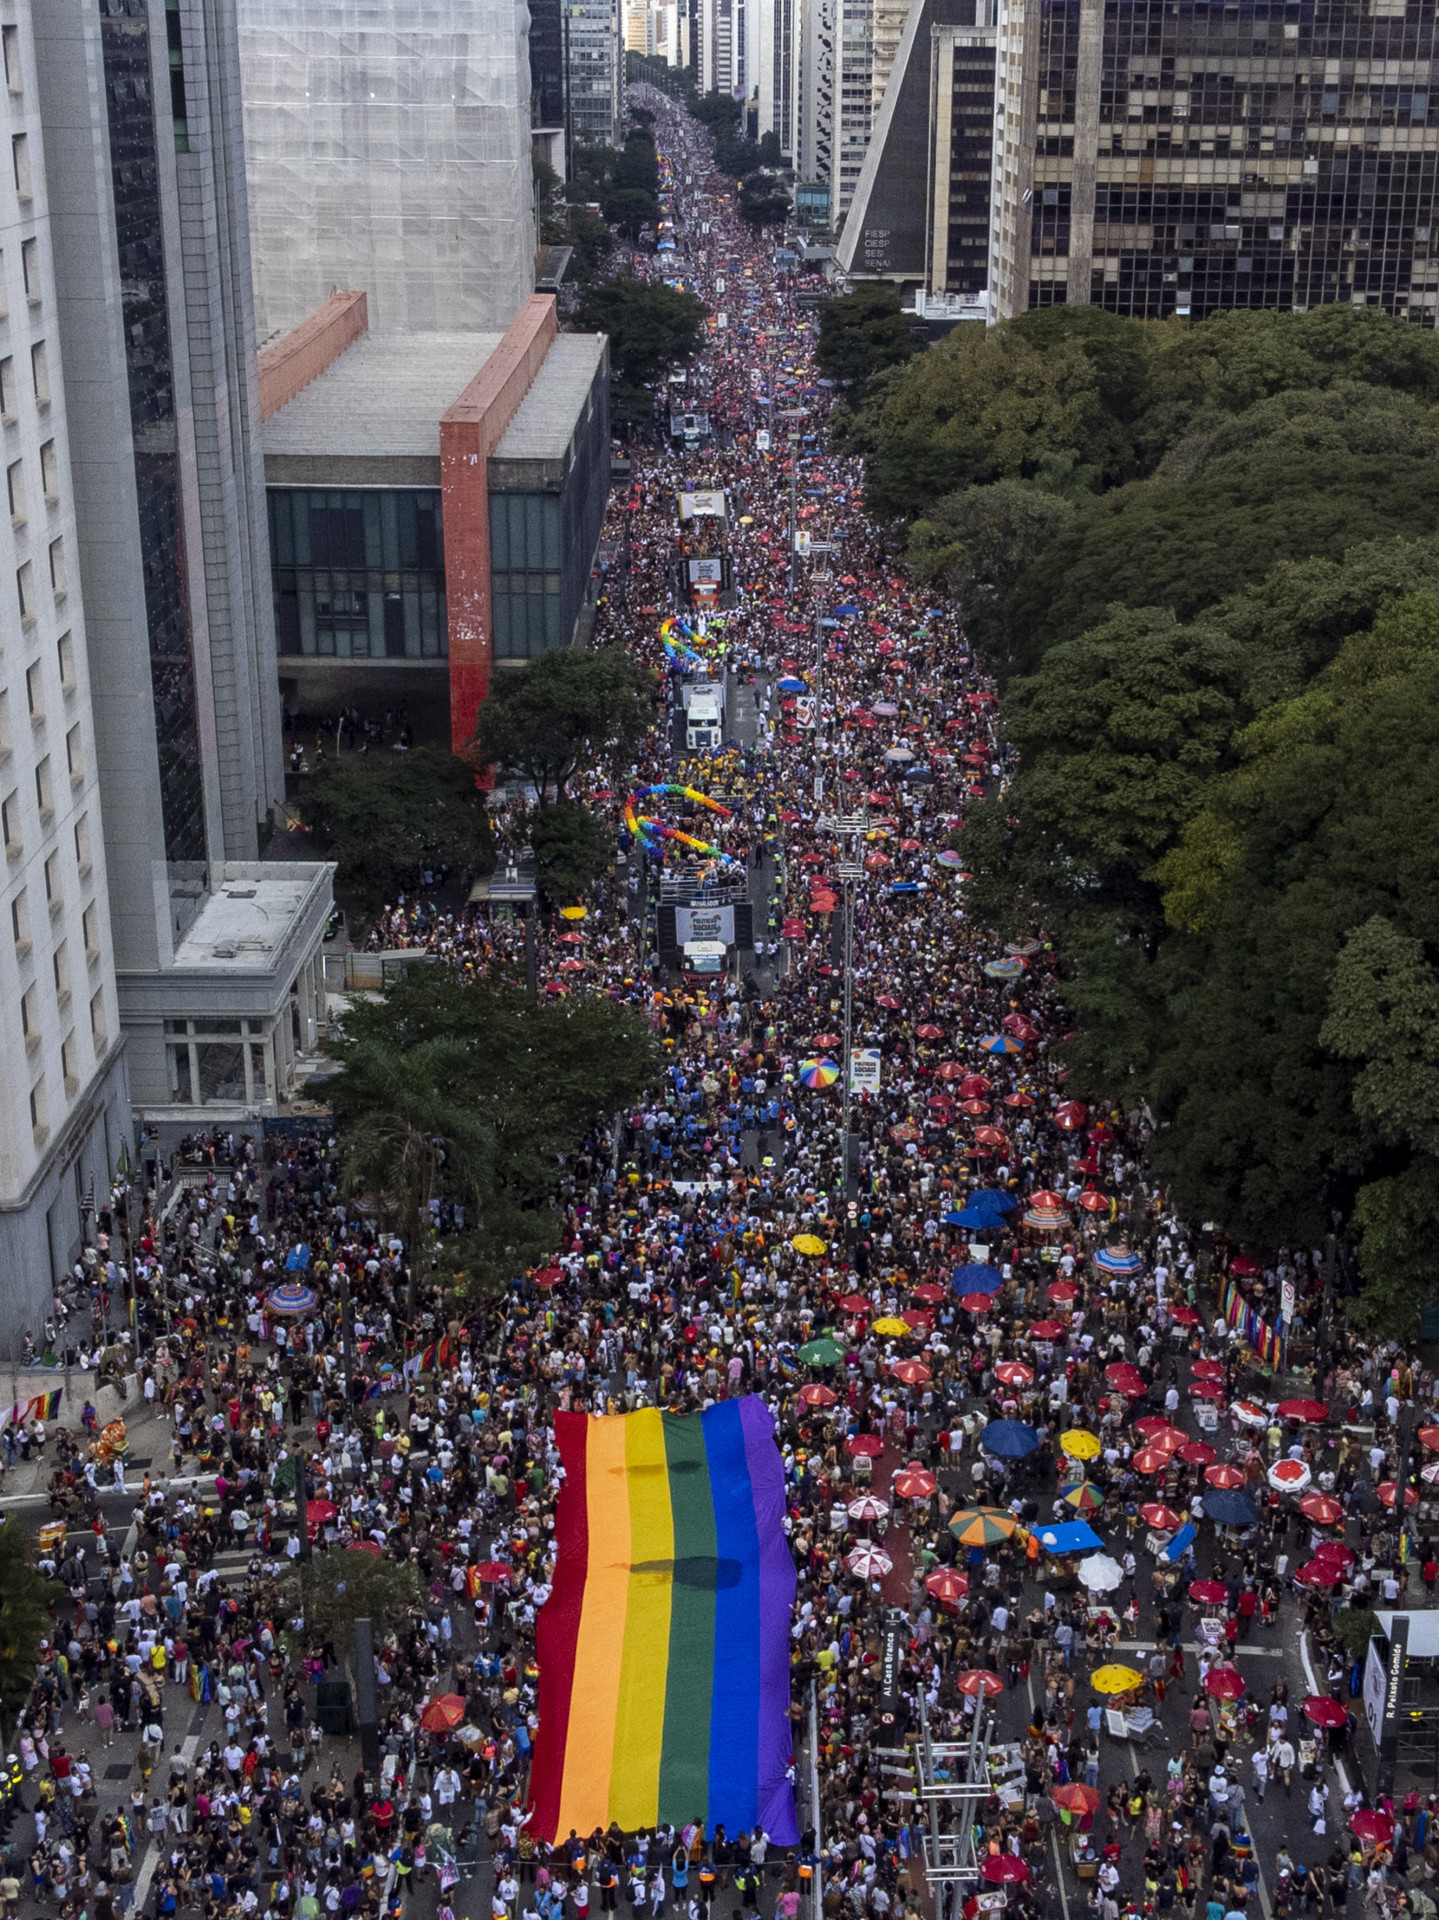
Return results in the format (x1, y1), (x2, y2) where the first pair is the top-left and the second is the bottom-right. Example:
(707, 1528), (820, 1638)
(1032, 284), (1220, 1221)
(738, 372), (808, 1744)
(294, 748), (492, 913)
(0, 1520), (57, 1727)
(331, 970), (663, 1295)
(472, 647), (653, 801)
(814, 285), (927, 400)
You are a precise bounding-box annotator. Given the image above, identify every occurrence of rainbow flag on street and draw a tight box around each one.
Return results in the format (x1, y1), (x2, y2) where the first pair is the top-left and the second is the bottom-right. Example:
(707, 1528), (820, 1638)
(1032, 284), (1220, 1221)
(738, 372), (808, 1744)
(529, 1398), (797, 1844)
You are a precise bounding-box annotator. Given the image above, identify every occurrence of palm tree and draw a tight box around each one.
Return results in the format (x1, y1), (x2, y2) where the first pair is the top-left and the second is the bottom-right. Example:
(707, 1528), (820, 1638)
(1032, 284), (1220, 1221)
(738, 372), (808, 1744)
(331, 1036), (490, 1311)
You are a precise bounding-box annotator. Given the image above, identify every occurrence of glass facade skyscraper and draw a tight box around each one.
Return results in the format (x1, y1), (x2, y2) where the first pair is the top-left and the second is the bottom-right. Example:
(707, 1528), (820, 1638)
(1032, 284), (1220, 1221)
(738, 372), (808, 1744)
(993, 0), (1439, 322)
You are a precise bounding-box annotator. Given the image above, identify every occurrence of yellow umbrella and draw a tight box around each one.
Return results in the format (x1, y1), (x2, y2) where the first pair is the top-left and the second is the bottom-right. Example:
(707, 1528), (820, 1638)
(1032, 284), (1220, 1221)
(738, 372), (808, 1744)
(1091, 1664), (1144, 1695)
(871, 1317), (910, 1337)
(1060, 1428), (1102, 1461)
(559, 906), (587, 921)
(791, 1234), (827, 1257)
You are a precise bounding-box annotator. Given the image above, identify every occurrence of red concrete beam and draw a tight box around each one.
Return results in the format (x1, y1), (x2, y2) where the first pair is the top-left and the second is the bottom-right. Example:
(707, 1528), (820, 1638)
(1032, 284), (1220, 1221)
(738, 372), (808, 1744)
(258, 291), (369, 421)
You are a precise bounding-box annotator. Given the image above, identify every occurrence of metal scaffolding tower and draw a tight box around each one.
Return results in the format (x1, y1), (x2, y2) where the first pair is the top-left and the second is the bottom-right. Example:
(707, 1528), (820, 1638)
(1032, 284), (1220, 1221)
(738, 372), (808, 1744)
(914, 1691), (995, 1920)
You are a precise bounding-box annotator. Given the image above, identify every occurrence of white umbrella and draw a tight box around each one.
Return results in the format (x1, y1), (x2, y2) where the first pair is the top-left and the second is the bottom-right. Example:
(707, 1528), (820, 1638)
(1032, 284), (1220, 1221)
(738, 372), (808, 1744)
(1077, 1553), (1125, 1594)
(848, 1495), (891, 1523)
(846, 1546), (893, 1579)
(884, 744), (914, 762)
(1232, 1401), (1268, 1428)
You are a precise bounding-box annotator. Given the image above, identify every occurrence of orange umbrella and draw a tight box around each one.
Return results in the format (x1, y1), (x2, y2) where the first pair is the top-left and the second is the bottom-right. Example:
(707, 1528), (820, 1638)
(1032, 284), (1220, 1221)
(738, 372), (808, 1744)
(925, 1567), (968, 1603)
(956, 1669), (1004, 1697)
(420, 1694), (467, 1733)
(894, 1464), (937, 1500)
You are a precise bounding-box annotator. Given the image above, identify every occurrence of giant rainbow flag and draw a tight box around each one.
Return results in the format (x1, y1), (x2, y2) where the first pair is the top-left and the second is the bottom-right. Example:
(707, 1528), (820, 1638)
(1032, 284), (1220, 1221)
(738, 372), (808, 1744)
(530, 1398), (798, 1843)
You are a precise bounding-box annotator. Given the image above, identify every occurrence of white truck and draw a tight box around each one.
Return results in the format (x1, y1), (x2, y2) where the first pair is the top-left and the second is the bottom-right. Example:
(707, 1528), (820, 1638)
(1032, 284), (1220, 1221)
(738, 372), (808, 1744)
(683, 680), (726, 752)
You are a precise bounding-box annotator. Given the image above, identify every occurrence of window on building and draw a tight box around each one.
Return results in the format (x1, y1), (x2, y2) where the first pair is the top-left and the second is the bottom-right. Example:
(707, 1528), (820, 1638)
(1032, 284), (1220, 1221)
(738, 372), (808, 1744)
(0, 689), (9, 757)
(2, 25), (21, 92)
(11, 133), (30, 200)
(43, 848), (58, 909)
(11, 888), (28, 954)
(20, 980), (36, 1045)
(34, 753), (50, 819)
(82, 899), (98, 961)
(52, 937), (68, 1003)
(30, 339), (47, 405)
(16, 559), (32, 622)
(73, 811), (89, 871)
(48, 535), (63, 597)
(65, 723), (81, 784)
(56, 631), (73, 690)
(7, 457), (24, 522)
(2, 789), (19, 858)
(267, 488), (447, 660)
(90, 988), (106, 1052)
(20, 236), (38, 305)
(0, 357), (15, 419)
(29, 1075), (45, 1141)
(60, 1027), (76, 1095)
(39, 439), (55, 502)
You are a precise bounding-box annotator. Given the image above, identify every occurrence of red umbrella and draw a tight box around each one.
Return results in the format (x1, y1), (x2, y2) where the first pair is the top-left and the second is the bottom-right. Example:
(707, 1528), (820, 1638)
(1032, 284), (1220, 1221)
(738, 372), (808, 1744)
(1079, 1191), (1112, 1213)
(1031, 1189), (1066, 1210)
(531, 1265), (564, 1290)
(1294, 1560), (1343, 1588)
(903, 1310), (934, 1331)
(894, 1465), (937, 1500)
(961, 1293), (996, 1313)
(836, 1294), (873, 1315)
(925, 1568), (968, 1603)
(1188, 1579), (1229, 1605)
(1190, 1381), (1225, 1399)
(797, 1384), (838, 1408)
(1190, 1360), (1226, 1379)
(958, 1073), (992, 1097)
(1178, 1441), (1216, 1465)
(1048, 1281), (1078, 1304)
(1419, 1425), (1439, 1451)
(348, 1539), (382, 1557)
(1299, 1492), (1344, 1525)
(1350, 1810), (1394, 1846)
(1003, 1091), (1036, 1110)
(1203, 1666), (1246, 1701)
(1303, 1695), (1350, 1729)
(1276, 1399), (1329, 1423)
(1378, 1480), (1419, 1509)
(916, 1023), (944, 1040)
(1171, 1306), (1201, 1325)
(996, 1361), (1034, 1387)
(912, 1283), (945, 1304)
(982, 1857), (1029, 1886)
(1139, 1504), (1185, 1531)
(1029, 1320), (1065, 1339)
(1205, 1465), (1245, 1489)
(1230, 1254), (1263, 1278)
(956, 1669), (1005, 1698)
(1133, 1447), (1171, 1475)
(1053, 1102), (1088, 1131)
(1105, 1362), (1143, 1386)
(1134, 1416), (1172, 1439)
(891, 1359), (931, 1385)
(1314, 1541), (1355, 1570)
(847, 1434), (885, 1457)
(1151, 1427), (1189, 1452)
(420, 1694), (468, 1732)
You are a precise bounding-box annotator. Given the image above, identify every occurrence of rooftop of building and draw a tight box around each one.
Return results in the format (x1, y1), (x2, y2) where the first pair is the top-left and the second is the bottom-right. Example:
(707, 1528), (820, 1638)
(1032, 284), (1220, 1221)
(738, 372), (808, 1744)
(261, 327), (606, 465)
(261, 332), (507, 460)
(171, 864), (334, 973)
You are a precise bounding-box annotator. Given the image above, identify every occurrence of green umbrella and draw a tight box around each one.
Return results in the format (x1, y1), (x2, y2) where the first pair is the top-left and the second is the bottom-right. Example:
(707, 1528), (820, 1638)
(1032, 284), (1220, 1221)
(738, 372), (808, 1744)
(799, 1338), (845, 1366)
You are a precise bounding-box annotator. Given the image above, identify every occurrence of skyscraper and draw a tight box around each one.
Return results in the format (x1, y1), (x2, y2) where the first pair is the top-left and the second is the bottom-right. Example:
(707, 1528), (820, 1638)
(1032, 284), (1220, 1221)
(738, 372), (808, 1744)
(236, 0), (540, 335)
(32, 0), (332, 1121)
(0, 1), (127, 1317)
(568, 0), (627, 146)
(989, 0), (1439, 322)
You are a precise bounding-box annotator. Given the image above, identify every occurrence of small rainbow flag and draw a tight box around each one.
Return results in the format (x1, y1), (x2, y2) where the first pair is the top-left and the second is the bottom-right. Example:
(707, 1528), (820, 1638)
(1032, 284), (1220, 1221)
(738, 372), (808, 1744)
(530, 1398), (797, 1844)
(29, 1390), (61, 1422)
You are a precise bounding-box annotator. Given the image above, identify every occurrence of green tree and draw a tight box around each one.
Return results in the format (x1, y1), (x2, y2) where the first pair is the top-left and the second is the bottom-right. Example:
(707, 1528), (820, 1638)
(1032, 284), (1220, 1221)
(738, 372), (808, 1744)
(814, 284), (926, 399)
(0, 1520), (57, 1729)
(1006, 388), (1439, 666)
(573, 276), (707, 387)
(739, 171), (790, 228)
(528, 799), (616, 907)
(907, 480), (1075, 663)
(471, 647), (653, 800)
(284, 1551), (425, 1658)
(294, 748), (493, 914)
(336, 972), (663, 1295)
(330, 1036), (493, 1308)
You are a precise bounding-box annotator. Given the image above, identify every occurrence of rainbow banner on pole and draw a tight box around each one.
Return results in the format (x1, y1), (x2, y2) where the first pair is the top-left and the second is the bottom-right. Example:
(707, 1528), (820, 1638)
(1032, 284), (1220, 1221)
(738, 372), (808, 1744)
(530, 1398), (798, 1844)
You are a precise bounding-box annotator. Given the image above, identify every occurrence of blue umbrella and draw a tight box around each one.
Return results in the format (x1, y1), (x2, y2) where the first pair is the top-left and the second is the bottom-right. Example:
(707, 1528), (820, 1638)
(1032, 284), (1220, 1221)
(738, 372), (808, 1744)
(945, 1206), (1001, 1229)
(953, 1263), (1001, 1294)
(777, 676), (808, 692)
(982, 1420), (1040, 1459)
(891, 881), (919, 894)
(834, 603), (860, 616)
(1095, 1246), (1145, 1275)
(1036, 1520), (1104, 1554)
(285, 1243), (312, 1272)
(1203, 1489), (1259, 1528)
(965, 1189), (1018, 1217)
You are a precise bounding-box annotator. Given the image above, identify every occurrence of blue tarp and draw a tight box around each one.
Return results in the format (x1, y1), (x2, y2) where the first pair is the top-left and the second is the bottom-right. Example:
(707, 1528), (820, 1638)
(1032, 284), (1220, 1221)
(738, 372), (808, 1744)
(1203, 1490), (1258, 1527)
(953, 1263), (1001, 1293)
(1161, 1522), (1197, 1563)
(1036, 1521), (1103, 1555)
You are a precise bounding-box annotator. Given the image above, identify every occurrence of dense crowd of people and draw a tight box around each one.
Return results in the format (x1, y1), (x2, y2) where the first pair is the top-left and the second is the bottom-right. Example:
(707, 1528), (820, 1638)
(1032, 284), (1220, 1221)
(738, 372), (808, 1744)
(12, 85), (1439, 1920)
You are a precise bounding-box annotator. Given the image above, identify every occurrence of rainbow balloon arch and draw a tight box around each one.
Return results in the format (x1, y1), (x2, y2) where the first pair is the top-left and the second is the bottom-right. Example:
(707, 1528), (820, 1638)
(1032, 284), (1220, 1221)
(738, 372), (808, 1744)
(659, 613), (728, 670)
(624, 784), (740, 867)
